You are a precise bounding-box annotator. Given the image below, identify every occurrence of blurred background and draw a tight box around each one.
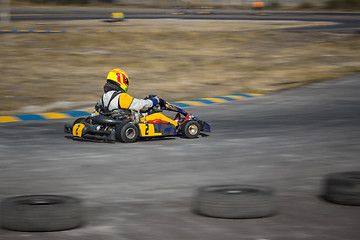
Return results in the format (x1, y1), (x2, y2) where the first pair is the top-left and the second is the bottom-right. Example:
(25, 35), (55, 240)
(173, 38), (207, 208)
(1, 0), (360, 115)
(5, 0), (360, 9)
(1, 1), (360, 239)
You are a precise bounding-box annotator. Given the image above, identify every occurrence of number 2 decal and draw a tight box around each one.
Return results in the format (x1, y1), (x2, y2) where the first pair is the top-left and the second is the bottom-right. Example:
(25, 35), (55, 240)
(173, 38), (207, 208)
(145, 124), (149, 135)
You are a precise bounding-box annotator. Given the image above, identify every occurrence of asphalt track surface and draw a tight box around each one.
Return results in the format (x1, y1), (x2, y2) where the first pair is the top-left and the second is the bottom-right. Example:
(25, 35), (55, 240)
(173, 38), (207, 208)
(0, 73), (360, 239)
(9, 8), (360, 33)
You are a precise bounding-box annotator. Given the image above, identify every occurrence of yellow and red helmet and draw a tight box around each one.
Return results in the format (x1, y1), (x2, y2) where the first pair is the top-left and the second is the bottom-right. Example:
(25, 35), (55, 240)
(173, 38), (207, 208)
(107, 69), (129, 93)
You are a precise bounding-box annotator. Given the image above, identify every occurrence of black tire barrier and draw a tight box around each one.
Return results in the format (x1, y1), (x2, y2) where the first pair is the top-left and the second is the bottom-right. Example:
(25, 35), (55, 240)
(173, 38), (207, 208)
(1, 195), (83, 232)
(322, 171), (360, 206)
(193, 185), (277, 219)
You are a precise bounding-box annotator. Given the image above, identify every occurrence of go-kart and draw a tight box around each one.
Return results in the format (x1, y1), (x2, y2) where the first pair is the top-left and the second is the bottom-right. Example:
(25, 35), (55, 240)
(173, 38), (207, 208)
(64, 98), (210, 143)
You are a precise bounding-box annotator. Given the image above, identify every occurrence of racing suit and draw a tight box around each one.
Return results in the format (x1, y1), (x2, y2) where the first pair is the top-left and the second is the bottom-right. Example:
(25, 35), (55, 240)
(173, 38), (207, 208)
(100, 83), (178, 126)
(101, 90), (154, 112)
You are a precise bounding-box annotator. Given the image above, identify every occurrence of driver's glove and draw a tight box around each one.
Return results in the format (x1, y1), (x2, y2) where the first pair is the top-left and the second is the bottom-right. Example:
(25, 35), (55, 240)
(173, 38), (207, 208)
(160, 98), (167, 108)
(150, 95), (160, 106)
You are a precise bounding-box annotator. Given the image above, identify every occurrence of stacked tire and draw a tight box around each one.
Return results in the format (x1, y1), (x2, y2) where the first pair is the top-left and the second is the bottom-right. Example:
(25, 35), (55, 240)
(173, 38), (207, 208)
(322, 171), (360, 206)
(193, 185), (277, 219)
(1, 195), (82, 232)
(1, 172), (359, 232)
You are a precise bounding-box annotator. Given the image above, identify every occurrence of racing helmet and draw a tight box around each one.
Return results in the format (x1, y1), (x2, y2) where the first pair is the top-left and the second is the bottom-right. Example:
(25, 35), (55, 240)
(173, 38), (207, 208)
(107, 69), (129, 93)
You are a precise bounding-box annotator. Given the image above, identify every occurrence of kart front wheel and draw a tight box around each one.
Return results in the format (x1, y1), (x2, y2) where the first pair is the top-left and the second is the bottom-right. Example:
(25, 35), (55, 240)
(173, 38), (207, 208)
(116, 123), (139, 143)
(182, 120), (200, 139)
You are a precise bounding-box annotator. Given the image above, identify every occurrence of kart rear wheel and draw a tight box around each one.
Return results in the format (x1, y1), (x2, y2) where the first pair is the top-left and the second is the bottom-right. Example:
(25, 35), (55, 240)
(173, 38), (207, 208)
(116, 123), (139, 143)
(182, 120), (200, 139)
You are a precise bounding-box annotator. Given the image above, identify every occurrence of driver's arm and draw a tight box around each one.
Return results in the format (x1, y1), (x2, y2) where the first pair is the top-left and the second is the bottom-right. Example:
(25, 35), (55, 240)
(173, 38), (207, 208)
(119, 93), (158, 111)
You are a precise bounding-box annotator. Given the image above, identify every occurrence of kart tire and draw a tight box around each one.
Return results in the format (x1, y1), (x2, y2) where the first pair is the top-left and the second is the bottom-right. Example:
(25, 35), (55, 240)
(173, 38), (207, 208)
(193, 185), (277, 219)
(73, 117), (86, 125)
(116, 123), (139, 143)
(182, 120), (200, 139)
(322, 171), (360, 206)
(1, 195), (83, 232)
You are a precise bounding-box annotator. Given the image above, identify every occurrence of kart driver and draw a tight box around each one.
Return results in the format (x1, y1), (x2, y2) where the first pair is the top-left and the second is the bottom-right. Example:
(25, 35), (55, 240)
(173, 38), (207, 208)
(99, 69), (178, 127)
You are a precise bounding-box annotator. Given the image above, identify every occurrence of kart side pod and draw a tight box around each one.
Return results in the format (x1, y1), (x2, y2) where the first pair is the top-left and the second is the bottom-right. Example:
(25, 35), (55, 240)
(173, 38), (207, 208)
(115, 121), (178, 143)
(137, 122), (177, 137)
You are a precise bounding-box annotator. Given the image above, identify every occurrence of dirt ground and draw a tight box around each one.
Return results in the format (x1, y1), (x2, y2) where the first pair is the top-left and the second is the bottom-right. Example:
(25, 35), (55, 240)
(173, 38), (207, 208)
(1, 19), (360, 115)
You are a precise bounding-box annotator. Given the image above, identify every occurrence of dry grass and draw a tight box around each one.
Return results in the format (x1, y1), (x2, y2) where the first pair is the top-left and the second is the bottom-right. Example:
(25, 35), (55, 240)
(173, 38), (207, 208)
(1, 19), (359, 114)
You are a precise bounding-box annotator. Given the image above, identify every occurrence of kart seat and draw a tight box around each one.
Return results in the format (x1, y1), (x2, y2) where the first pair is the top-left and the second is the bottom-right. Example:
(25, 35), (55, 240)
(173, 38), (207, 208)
(90, 115), (125, 126)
